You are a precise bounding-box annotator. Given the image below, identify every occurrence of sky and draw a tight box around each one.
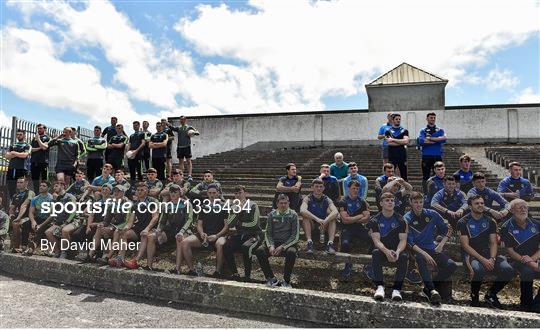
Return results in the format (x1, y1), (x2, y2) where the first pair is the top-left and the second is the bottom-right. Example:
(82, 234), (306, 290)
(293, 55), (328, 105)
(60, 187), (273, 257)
(1, 0), (539, 132)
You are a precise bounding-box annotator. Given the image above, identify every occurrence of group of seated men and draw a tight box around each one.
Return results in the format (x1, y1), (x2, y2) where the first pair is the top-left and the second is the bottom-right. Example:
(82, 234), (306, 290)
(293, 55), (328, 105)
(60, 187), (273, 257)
(1, 153), (538, 312)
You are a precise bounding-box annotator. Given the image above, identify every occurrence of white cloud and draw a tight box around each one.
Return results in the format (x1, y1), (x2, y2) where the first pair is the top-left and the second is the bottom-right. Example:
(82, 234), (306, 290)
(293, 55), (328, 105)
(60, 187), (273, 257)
(2, 0), (539, 127)
(484, 67), (519, 91)
(0, 27), (154, 125)
(0, 110), (11, 128)
(178, 0), (539, 92)
(515, 87), (540, 103)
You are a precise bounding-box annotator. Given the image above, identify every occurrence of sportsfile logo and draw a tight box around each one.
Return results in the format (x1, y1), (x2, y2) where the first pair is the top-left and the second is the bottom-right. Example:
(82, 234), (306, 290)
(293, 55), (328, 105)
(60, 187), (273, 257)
(39, 199), (252, 217)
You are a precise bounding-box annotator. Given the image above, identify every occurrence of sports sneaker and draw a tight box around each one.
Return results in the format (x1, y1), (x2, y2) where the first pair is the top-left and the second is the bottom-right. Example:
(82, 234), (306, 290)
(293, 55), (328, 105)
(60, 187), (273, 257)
(340, 263), (353, 280)
(281, 281), (292, 288)
(485, 293), (503, 309)
(374, 285), (385, 301)
(391, 290), (402, 301)
(96, 256), (109, 265)
(326, 242), (336, 255)
(470, 295), (480, 307)
(187, 175), (193, 182)
(363, 264), (374, 280)
(422, 287), (441, 304)
(124, 259), (138, 270)
(166, 267), (179, 275)
(266, 277), (279, 287)
(405, 269), (422, 284)
(306, 241), (314, 254)
(212, 270), (224, 279)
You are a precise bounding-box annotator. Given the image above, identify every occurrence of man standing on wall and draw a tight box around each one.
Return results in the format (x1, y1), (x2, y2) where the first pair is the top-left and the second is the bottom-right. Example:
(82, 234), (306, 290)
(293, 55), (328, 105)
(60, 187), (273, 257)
(101, 117), (118, 164)
(5, 129), (31, 200)
(418, 112), (447, 193)
(30, 124), (50, 193)
(377, 113), (393, 165)
(385, 113), (410, 181)
(168, 116), (200, 181)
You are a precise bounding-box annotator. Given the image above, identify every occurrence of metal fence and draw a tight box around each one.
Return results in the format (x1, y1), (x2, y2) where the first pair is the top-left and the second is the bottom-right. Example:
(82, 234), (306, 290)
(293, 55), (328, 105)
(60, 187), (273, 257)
(0, 116), (93, 202)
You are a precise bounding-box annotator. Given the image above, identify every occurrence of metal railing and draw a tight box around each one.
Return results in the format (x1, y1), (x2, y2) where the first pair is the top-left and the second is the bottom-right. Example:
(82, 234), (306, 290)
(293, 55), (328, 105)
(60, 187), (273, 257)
(0, 116), (93, 204)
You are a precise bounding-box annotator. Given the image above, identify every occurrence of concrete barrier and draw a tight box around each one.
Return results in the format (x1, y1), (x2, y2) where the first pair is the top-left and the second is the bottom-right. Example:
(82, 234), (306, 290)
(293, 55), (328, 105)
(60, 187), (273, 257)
(1, 253), (538, 327)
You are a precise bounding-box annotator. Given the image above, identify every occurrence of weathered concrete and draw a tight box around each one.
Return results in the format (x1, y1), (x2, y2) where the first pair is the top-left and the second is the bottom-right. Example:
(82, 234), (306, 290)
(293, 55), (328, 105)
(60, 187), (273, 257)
(366, 83), (446, 112)
(169, 105), (540, 160)
(1, 253), (539, 328)
(0, 274), (305, 328)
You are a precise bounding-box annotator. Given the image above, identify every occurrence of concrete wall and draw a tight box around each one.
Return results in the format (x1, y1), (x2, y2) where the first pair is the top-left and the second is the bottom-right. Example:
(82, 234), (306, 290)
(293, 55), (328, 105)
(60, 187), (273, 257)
(169, 105), (540, 160)
(1, 253), (539, 328)
(367, 83), (446, 112)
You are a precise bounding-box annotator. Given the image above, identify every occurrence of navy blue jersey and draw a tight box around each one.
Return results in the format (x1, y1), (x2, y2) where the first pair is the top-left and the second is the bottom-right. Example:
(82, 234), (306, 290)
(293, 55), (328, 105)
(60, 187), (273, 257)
(150, 132), (168, 158)
(129, 131), (146, 151)
(368, 212), (407, 250)
(467, 187), (509, 211)
(11, 189), (35, 217)
(102, 125), (117, 142)
(431, 188), (467, 212)
(405, 209), (448, 251)
(424, 175), (445, 208)
(30, 134), (50, 164)
(8, 141), (31, 169)
(385, 127), (409, 158)
(497, 176), (534, 201)
(457, 214), (497, 258)
(108, 134), (127, 159)
(454, 169), (473, 193)
(304, 193), (332, 219)
(337, 195), (369, 231)
(500, 217), (540, 257)
(320, 175), (340, 202)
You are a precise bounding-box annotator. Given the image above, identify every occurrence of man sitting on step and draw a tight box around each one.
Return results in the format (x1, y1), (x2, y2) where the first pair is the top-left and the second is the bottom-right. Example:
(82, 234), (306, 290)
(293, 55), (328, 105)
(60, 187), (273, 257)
(300, 179), (338, 254)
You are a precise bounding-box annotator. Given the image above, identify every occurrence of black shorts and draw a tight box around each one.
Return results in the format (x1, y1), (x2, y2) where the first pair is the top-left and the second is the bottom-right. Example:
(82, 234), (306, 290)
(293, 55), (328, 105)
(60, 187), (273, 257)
(55, 166), (76, 177)
(166, 141), (173, 159)
(177, 147), (192, 159)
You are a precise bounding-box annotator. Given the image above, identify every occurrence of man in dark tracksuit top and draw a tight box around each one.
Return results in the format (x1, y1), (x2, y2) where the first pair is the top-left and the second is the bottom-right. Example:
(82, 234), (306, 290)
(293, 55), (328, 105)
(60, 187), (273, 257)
(223, 185), (262, 280)
(274, 163), (302, 213)
(107, 124), (128, 172)
(384, 113), (410, 181)
(127, 121), (146, 182)
(101, 117), (118, 164)
(8, 178), (35, 252)
(6, 129), (31, 201)
(417, 112), (447, 191)
(30, 123), (50, 193)
(497, 162), (534, 202)
(48, 127), (83, 185)
(369, 192), (409, 301)
(375, 163), (394, 211)
(431, 176), (467, 228)
(161, 119), (175, 179)
(255, 194), (299, 288)
(318, 164), (340, 203)
(454, 154), (474, 193)
(466, 172), (510, 221)
(457, 195), (514, 308)
(405, 192), (457, 304)
(337, 180), (371, 279)
(500, 199), (540, 312)
(141, 121), (152, 172)
(85, 126), (107, 181)
(424, 161), (445, 208)
(169, 116), (199, 180)
(149, 122), (168, 181)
